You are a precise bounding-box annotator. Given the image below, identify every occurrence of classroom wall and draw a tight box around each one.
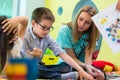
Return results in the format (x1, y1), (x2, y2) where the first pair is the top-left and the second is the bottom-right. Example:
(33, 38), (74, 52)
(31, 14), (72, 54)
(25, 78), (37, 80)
(0, 0), (45, 28)
(17, 0), (45, 28)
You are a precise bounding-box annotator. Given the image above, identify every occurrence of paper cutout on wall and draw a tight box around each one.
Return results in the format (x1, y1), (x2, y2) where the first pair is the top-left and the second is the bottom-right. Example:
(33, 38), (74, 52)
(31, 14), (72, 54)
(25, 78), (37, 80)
(92, 3), (120, 53)
(58, 6), (63, 15)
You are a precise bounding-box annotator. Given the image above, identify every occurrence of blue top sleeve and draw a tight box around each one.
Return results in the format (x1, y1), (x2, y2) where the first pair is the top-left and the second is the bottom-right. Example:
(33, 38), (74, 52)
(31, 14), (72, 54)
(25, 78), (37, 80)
(57, 25), (73, 49)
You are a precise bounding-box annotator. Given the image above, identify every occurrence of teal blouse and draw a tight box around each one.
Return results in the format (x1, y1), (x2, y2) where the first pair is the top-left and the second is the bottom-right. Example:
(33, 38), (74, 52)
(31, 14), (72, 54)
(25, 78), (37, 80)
(57, 25), (88, 63)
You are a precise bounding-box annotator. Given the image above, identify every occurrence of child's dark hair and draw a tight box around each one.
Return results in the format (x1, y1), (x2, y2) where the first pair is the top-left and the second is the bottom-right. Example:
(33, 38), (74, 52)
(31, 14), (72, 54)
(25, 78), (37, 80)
(0, 16), (14, 72)
(31, 7), (55, 23)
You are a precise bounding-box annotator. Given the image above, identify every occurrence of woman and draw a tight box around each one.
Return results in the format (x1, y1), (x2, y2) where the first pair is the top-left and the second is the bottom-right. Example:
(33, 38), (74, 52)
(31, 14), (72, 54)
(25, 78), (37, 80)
(57, 5), (105, 80)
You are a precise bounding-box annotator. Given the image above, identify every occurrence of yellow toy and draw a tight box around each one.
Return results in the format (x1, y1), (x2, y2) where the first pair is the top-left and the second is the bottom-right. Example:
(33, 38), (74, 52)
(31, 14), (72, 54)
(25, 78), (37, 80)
(4, 58), (38, 80)
(5, 63), (27, 80)
(103, 65), (113, 72)
(115, 67), (120, 74)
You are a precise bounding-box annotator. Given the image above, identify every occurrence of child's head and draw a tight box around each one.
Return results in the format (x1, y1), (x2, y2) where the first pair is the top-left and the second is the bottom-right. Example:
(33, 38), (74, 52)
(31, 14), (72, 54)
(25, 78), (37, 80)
(31, 7), (55, 38)
(0, 16), (15, 72)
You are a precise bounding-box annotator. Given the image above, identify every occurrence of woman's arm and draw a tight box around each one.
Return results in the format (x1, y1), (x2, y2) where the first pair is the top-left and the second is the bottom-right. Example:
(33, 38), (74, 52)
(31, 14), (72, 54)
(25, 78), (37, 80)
(59, 52), (94, 80)
(65, 48), (86, 68)
(65, 47), (100, 77)
(85, 48), (92, 64)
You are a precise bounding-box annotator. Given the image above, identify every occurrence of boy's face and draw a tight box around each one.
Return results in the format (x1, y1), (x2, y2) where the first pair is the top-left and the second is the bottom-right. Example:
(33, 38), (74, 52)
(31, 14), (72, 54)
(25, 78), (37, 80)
(32, 19), (54, 38)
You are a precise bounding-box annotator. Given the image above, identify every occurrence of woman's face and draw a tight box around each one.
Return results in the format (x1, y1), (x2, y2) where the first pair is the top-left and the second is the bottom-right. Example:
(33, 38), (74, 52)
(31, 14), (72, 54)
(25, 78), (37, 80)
(77, 11), (92, 32)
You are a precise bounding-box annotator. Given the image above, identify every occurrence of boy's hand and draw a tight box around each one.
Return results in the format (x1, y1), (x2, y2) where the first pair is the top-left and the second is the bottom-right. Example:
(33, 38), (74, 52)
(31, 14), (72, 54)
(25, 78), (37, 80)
(2, 18), (18, 35)
(28, 48), (42, 57)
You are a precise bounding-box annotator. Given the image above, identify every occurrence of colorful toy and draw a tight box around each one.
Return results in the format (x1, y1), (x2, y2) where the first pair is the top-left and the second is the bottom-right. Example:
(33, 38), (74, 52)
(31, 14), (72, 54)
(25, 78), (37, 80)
(92, 50), (99, 60)
(42, 54), (59, 65)
(43, 48), (59, 65)
(5, 63), (27, 80)
(92, 60), (115, 72)
(5, 58), (38, 80)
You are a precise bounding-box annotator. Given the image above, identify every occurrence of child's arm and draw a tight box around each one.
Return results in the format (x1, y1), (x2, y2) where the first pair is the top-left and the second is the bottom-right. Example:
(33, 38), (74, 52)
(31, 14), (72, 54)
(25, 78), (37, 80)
(2, 16), (28, 40)
(59, 52), (94, 80)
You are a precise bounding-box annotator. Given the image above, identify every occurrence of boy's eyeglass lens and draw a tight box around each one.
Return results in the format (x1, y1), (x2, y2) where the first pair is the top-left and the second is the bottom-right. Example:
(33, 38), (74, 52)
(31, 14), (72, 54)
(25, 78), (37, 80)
(38, 23), (54, 31)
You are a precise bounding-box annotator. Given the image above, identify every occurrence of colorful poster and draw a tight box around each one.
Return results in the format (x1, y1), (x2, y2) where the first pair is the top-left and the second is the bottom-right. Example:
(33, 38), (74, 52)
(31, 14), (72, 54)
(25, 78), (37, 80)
(92, 3), (120, 53)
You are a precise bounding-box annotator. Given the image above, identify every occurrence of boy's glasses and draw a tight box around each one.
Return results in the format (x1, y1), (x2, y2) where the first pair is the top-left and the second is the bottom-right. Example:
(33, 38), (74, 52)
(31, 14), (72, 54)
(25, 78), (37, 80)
(38, 23), (54, 31)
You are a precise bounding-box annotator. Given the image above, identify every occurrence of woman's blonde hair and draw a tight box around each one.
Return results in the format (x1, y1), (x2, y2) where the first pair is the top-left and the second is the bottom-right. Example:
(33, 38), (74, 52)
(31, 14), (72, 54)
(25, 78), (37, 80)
(67, 5), (99, 51)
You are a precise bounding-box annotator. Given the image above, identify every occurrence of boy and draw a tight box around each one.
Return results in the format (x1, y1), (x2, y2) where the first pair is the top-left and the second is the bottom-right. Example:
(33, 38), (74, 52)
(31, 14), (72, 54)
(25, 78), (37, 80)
(20, 7), (94, 80)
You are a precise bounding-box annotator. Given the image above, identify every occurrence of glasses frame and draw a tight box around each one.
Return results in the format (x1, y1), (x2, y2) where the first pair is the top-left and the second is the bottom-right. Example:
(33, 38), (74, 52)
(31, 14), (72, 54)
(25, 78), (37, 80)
(38, 23), (54, 31)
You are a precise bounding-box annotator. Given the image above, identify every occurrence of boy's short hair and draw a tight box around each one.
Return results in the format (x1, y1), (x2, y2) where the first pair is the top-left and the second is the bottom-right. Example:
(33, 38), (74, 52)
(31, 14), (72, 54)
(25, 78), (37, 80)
(31, 7), (55, 23)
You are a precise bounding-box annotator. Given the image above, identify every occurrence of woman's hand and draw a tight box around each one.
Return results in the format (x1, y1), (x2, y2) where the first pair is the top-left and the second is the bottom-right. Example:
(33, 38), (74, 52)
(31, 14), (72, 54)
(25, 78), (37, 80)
(28, 48), (42, 58)
(84, 64), (98, 76)
(116, 0), (120, 11)
(84, 64), (105, 80)
(2, 18), (19, 35)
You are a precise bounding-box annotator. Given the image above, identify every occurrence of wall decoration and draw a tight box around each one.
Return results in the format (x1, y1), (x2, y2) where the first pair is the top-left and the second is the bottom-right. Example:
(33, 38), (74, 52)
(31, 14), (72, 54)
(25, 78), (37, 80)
(58, 6), (63, 16)
(92, 3), (120, 53)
